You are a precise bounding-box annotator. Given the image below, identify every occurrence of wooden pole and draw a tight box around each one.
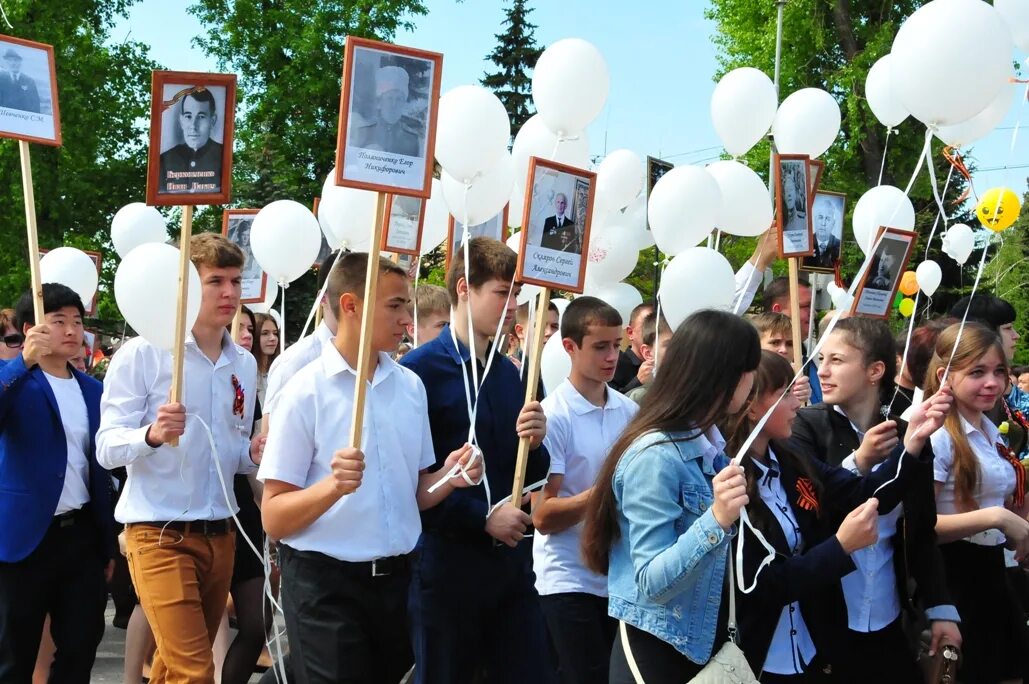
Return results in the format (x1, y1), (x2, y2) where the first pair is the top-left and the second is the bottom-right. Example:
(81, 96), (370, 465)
(787, 257), (803, 372)
(510, 287), (551, 504)
(348, 193), (389, 449)
(314, 302), (323, 329)
(19, 141), (44, 323)
(167, 205), (194, 447)
(231, 303), (243, 343)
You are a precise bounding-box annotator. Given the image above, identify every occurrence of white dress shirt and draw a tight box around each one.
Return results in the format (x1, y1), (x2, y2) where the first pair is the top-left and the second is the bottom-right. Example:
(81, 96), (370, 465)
(533, 380), (638, 597)
(44, 372), (91, 515)
(263, 322), (333, 415)
(97, 332), (258, 523)
(258, 344), (436, 562)
(733, 261), (762, 314)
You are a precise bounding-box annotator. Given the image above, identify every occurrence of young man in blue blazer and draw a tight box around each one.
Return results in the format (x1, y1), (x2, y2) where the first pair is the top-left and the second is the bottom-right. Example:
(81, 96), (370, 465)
(0, 283), (115, 683)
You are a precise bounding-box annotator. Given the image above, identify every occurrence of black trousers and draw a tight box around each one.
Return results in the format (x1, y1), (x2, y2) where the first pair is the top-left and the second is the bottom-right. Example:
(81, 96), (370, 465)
(833, 618), (920, 684)
(279, 544), (413, 684)
(540, 592), (615, 684)
(610, 623), (705, 683)
(0, 510), (107, 684)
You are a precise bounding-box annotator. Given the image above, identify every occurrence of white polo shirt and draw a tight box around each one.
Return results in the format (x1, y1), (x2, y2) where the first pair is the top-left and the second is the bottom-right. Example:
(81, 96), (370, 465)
(258, 343), (436, 562)
(534, 379), (638, 596)
(263, 322), (334, 415)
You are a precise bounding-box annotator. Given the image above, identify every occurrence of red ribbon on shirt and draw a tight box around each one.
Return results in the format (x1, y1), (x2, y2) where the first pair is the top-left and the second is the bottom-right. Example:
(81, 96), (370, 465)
(231, 374), (245, 418)
(997, 442), (1026, 509)
(795, 478), (820, 514)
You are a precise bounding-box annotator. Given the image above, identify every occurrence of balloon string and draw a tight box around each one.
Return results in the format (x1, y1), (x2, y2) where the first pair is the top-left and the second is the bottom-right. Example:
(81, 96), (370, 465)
(877, 127), (892, 187)
(887, 289), (921, 415)
(278, 279), (286, 354)
(412, 259), (421, 347)
(714, 229), (722, 253)
(299, 248), (348, 341)
(925, 164), (955, 262)
(941, 240), (991, 387)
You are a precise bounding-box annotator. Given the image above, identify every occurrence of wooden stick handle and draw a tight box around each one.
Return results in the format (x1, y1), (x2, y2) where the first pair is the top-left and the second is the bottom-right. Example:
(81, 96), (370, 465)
(787, 257), (803, 372)
(348, 193), (389, 449)
(231, 303), (243, 343)
(168, 206), (194, 447)
(19, 141), (44, 324)
(510, 287), (551, 504)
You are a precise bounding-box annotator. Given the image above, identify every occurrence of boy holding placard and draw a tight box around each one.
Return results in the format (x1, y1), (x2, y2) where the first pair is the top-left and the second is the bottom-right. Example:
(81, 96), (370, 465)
(259, 252), (480, 683)
(400, 236), (551, 683)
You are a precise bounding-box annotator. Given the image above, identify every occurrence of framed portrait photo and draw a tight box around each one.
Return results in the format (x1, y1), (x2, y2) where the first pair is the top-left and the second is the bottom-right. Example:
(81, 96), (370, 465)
(851, 226), (917, 319)
(775, 153), (814, 258)
(516, 157), (596, 293)
(801, 191), (846, 274)
(646, 156), (673, 231)
(0, 35), (61, 146)
(334, 37), (442, 199)
(382, 194), (427, 256)
(39, 248), (101, 316)
(397, 253), (420, 280)
(808, 159), (825, 198)
(446, 206), (509, 270)
(146, 71), (237, 206)
(221, 209), (267, 304)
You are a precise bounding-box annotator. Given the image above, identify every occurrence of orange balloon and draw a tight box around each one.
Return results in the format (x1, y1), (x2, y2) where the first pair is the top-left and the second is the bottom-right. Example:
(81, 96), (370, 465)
(899, 270), (919, 296)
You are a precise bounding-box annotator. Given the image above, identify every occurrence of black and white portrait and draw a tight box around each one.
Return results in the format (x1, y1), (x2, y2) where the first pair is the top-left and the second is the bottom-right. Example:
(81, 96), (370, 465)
(222, 210), (266, 303)
(802, 191), (845, 272)
(646, 156), (673, 199)
(336, 38), (442, 198)
(447, 210), (507, 267)
(0, 36), (60, 145)
(853, 227), (915, 319)
(776, 155), (813, 258)
(383, 195), (425, 255)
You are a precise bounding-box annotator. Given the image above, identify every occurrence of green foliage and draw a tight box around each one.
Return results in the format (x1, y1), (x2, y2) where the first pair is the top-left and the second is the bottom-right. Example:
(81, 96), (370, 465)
(984, 190), (1029, 365)
(480, 0), (542, 139)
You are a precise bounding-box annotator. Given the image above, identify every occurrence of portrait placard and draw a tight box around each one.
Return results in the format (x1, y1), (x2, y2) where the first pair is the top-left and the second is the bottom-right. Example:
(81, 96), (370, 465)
(445, 206), (509, 270)
(0, 35), (60, 146)
(646, 156), (673, 230)
(39, 248), (101, 316)
(851, 226), (916, 319)
(808, 159), (825, 198)
(516, 158), (596, 293)
(801, 191), (846, 274)
(775, 153), (814, 258)
(221, 209), (267, 304)
(334, 37), (442, 199)
(146, 71), (237, 206)
(397, 253), (419, 280)
(382, 194), (426, 256)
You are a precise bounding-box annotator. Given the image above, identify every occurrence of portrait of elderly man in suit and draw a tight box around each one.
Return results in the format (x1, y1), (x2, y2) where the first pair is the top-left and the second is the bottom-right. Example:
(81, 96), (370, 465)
(0, 48), (40, 113)
(540, 193), (579, 253)
(810, 194), (842, 268)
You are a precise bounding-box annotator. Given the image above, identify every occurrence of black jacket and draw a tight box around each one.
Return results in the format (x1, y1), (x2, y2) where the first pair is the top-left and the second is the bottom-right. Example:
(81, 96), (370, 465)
(611, 349), (642, 394)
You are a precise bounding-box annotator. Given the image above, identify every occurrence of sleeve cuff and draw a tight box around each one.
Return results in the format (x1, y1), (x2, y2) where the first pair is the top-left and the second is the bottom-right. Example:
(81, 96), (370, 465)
(128, 425), (158, 460)
(692, 507), (731, 550)
(925, 605), (961, 623)
(841, 452), (861, 474)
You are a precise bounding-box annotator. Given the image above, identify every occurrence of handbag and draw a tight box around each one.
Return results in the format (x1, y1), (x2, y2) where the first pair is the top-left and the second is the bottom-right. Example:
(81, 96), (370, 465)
(915, 629), (961, 684)
(619, 555), (759, 684)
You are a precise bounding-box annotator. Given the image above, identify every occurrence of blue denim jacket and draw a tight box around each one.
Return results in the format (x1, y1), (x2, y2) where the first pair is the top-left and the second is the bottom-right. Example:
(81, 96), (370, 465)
(608, 427), (734, 664)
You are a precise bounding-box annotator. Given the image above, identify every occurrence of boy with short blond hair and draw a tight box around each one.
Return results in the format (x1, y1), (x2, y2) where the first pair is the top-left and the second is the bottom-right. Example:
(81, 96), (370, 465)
(407, 283), (450, 346)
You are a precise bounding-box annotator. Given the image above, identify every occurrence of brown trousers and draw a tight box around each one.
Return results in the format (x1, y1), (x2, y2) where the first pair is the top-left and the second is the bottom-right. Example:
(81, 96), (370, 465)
(125, 524), (235, 684)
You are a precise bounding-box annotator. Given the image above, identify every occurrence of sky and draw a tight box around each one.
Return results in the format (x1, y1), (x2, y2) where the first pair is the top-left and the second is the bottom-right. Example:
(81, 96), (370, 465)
(113, 0), (1027, 195)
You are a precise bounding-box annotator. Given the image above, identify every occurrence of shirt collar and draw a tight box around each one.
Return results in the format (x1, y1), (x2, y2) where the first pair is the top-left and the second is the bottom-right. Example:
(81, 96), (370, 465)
(315, 321), (334, 343)
(557, 379), (619, 415)
(672, 425), (726, 473)
(959, 413), (1002, 444)
(832, 405), (867, 440)
(185, 329), (243, 367)
(751, 447), (782, 489)
(319, 341), (397, 386)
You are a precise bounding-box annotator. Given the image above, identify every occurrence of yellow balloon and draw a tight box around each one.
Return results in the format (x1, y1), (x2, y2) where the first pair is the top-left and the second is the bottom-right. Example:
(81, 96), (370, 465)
(898, 297), (915, 318)
(899, 271), (919, 296)
(977, 187), (1021, 232)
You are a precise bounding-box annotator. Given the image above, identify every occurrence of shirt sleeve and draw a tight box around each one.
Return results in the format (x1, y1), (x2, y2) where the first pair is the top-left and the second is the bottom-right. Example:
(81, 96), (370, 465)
(258, 386), (315, 488)
(733, 261), (762, 314)
(930, 430), (954, 484)
(96, 343), (159, 470)
(541, 398), (568, 476)
(416, 378), (437, 471)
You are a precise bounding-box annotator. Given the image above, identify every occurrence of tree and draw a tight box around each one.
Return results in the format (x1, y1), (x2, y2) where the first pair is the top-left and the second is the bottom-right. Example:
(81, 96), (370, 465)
(481, 0), (542, 138)
(983, 189), (1029, 364)
(0, 1), (159, 334)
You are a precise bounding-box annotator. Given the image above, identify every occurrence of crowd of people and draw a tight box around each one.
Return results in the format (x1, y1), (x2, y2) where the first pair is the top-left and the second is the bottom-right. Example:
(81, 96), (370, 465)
(2, 229), (1029, 684)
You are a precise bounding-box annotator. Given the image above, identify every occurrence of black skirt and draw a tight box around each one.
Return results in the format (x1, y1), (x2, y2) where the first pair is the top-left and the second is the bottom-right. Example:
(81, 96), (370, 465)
(231, 475), (266, 586)
(939, 540), (1029, 683)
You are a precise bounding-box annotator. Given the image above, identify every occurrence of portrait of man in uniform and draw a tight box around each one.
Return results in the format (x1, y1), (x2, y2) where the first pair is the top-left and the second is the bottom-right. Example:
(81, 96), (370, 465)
(349, 66), (420, 157)
(0, 48), (40, 113)
(0, 36), (60, 146)
(802, 191), (845, 273)
(158, 87), (223, 195)
(540, 193), (578, 253)
(775, 154), (813, 258)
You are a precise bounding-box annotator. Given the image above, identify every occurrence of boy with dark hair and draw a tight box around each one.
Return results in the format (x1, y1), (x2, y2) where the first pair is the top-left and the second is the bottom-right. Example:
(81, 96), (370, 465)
(510, 299), (559, 370)
(401, 236), (550, 683)
(407, 283), (451, 346)
(625, 310), (674, 404)
(98, 232), (264, 683)
(610, 299), (654, 392)
(533, 296), (637, 683)
(748, 311), (813, 404)
(0, 284), (115, 683)
(260, 252), (480, 683)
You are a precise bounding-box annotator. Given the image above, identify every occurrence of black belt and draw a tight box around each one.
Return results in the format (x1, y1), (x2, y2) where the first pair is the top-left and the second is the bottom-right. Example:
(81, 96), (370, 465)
(282, 545), (411, 577)
(51, 505), (89, 529)
(133, 519), (234, 536)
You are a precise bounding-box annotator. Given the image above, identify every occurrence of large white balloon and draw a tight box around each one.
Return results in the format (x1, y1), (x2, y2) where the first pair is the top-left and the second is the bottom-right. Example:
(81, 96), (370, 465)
(658, 247), (736, 329)
(865, 55), (909, 128)
(935, 85), (1016, 147)
(512, 115), (591, 185)
(110, 203), (168, 258)
(532, 39), (610, 137)
(40, 247), (99, 308)
(710, 67), (778, 157)
(435, 86), (511, 183)
(551, 297), (570, 321)
(915, 260), (943, 297)
(540, 332), (572, 395)
(648, 166), (722, 256)
(942, 224), (975, 265)
(508, 184), (527, 228)
(891, 0), (1012, 127)
(584, 281), (643, 324)
(442, 153), (515, 226)
(115, 243), (201, 350)
(772, 88), (841, 159)
(995, 0), (1029, 53)
(851, 185), (916, 254)
(319, 170), (376, 251)
(706, 160), (773, 237)
(249, 278), (279, 315)
(585, 228), (639, 286)
(419, 178), (450, 256)
(595, 150), (645, 214)
(252, 200), (322, 284)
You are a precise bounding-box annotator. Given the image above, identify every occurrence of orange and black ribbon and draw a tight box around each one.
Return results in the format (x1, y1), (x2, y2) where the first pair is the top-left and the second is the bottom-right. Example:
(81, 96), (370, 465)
(941, 146), (974, 206)
(795, 478), (820, 514)
(997, 442), (1026, 509)
(231, 373), (245, 418)
(162, 85), (209, 111)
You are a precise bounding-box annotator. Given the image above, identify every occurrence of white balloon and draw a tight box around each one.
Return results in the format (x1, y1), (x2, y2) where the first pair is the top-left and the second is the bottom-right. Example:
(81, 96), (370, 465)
(865, 55), (909, 128)
(115, 243), (201, 350)
(826, 282), (854, 311)
(540, 332), (572, 395)
(710, 67), (778, 157)
(583, 281), (643, 324)
(319, 170), (376, 251)
(585, 228), (639, 286)
(851, 185), (916, 254)
(249, 278), (279, 315)
(915, 260), (943, 297)
(435, 86), (511, 182)
(658, 247), (736, 329)
(532, 39), (610, 137)
(942, 223), (975, 265)
(512, 115), (591, 186)
(40, 247), (99, 308)
(508, 184), (527, 228)
(705, 160), (773, 237)
(935, 85), (1016, 147)
(551, 297), (570, 322)
(252, 200), (322, 284)
(772, 88), (841, 159)
(421, 178), (450, 255)
(995, 0), (1029, 53)
(442, 153), (515, 226)
(595, 150), (645, 213)
(891, 0), (1012, 127)
(620, 192), (648, 235)
(648, 166), (722, 256)
(110, 203), (168, 258)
